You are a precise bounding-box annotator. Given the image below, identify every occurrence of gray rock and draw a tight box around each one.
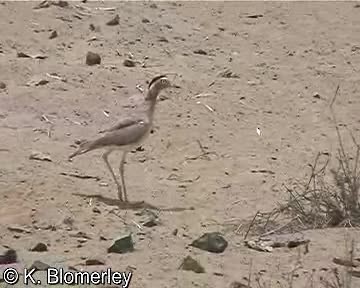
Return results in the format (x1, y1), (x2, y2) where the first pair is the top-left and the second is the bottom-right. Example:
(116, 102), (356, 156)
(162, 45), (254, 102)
(30, 243), (48, 252)
(179, 256), (205, 273)
(190, 232), (228, 253)
(49, 30), (58, 39)
(229, 281), (249, 288)
(0, 249), (17, 264)
(106, 14), (119, 26)
(123, 59), (136, 67)
(86, 51), (101, 65)
(193, 49), (207, 55)
(29, 260), (50, 271)
(84, 258), (105, 266)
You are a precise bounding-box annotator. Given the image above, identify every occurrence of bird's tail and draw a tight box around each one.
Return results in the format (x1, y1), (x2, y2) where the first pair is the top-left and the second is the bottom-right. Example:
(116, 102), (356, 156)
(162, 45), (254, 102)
(68, 140), (93, 160)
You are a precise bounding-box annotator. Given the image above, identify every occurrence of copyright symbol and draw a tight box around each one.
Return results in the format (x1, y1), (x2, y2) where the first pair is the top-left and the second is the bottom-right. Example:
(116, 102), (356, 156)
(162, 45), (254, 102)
(2, 267), (19, 284)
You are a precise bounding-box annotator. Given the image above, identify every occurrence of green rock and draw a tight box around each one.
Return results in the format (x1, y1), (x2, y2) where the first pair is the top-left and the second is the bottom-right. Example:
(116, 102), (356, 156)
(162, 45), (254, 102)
(107, 234), (134, 254)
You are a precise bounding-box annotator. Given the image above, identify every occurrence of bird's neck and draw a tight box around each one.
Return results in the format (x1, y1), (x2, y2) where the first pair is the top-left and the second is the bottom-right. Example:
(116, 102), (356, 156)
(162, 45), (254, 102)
(145, 87), (160, 101)
(145, 88), (160, 120)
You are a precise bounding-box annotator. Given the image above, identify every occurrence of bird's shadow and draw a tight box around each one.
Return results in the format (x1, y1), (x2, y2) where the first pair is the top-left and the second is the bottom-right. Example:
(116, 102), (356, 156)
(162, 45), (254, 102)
(73, 193), (194, 212)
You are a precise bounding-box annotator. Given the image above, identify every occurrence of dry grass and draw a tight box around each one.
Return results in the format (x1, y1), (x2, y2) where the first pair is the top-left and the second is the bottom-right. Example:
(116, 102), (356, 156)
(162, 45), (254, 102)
(240, 85), (360, 238)
(233, 86), (359, 288)
(242, 238), (356, 288)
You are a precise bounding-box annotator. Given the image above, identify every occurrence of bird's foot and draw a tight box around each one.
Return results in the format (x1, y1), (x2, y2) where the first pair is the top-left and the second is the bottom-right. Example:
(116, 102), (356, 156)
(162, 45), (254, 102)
(117, 189), (123, 202)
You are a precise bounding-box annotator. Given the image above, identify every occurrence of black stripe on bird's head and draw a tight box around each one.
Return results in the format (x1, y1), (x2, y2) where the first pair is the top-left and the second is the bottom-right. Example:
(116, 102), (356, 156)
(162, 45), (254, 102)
(148, 75), (169, 89)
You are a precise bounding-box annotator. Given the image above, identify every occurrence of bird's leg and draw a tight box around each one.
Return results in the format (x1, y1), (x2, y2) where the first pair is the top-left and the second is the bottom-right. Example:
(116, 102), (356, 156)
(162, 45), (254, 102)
(102, 150), (123, 201)
(119, 151), (128, 202)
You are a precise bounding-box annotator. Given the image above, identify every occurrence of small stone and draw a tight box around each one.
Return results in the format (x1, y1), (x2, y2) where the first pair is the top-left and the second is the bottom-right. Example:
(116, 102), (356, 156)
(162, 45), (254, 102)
(99, 235), (107, 241)
(26, 77), (49, 87)
(108, 234), (134, 254)
(142, 18), (150, 23)
(179, 256), (205, 273)
(75, 139), (85, 145)
(63, 216), (74, 227)
(123, 59), (136, 67)
(313, 92), (321, 99)
(29, 260), (50, 271)
(137, 209), (159, 227)
(190, 232), (228, 253)
(68, 265), (79, 271)
(49, 30), (58, 39)
(0, 82), (6, 89)
(247, 79), (261, 86)
(159, 94), (169, 101)
(86, 51), (101, 65)
(92, 207), (101, 214)
(8, 225), (31, 234)
(172, 229), (178, 236)
(106, 14), (119, 26)
(158, 36), (169, 43)
(143, 217), (158, 227)
(246, 14), (263, 19)
(33, 1), (50, 9)
(0, 249), (17, 264)
(53, 0), (69, 8)
(69, 231), (92, 239)
(229, 281), (248, 288)
(85, 258), (105, 266)
(30, 242), (48, 252)
(193, 49), (207, 55)
(29, 151), (52, 162)
(149, 3), (157, 8)
(219, 69), (239, 78)
(17, 51), (47, 59)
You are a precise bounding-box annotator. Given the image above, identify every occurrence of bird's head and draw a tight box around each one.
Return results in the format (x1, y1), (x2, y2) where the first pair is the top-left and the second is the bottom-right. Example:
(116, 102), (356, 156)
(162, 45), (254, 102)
(146, 75), (171, 100)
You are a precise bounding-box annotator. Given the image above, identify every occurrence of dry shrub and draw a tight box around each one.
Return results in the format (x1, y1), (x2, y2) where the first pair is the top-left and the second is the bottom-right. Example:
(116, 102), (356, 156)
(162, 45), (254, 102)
(241, 85), (360, 237)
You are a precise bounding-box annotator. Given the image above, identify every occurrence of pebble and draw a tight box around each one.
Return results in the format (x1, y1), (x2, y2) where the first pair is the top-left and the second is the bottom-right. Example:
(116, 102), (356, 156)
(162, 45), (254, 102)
(106, 14), (119, 26)
(190, 232), (228, 253)
(193, 49), (207, 55)
(123, 59), (136, 67)
(49, 30), (58, 39)
(86, 51), (101, 65)
(30, 242), (48, 252)
(179, 256), (205, 273)
(108, 234), (134, 254)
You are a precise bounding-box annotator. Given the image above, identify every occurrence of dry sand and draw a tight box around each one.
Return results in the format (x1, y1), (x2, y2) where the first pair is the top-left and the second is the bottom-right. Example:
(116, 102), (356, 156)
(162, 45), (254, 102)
(1, 1), (360, 287)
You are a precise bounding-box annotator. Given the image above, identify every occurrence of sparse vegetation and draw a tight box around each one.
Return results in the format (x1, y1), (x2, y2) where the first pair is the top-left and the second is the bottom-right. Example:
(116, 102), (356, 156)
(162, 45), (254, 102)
(235, 86), (360, 288)
(241, 86), (360, 237)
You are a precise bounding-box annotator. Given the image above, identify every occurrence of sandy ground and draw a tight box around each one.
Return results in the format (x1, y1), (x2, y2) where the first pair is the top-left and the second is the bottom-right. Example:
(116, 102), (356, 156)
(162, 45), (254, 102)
(1, 1), (360, 287)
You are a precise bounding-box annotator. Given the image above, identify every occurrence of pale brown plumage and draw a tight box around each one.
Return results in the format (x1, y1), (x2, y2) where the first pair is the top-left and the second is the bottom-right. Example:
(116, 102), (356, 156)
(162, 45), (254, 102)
(69, 75), (171, 202)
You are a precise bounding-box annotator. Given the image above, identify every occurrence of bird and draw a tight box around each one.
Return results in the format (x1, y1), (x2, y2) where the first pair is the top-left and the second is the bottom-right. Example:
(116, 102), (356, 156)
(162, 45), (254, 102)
(69, 75), (172, 202)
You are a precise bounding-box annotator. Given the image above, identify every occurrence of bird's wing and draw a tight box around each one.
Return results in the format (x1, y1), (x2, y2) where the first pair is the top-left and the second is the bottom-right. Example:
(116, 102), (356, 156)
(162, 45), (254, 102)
(99, 117), (144, 134)
(92, 120), (151, 149)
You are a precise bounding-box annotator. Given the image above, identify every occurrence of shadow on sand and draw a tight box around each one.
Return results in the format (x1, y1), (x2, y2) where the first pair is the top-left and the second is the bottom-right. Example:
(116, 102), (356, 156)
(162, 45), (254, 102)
(73, 193), (195, 212)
